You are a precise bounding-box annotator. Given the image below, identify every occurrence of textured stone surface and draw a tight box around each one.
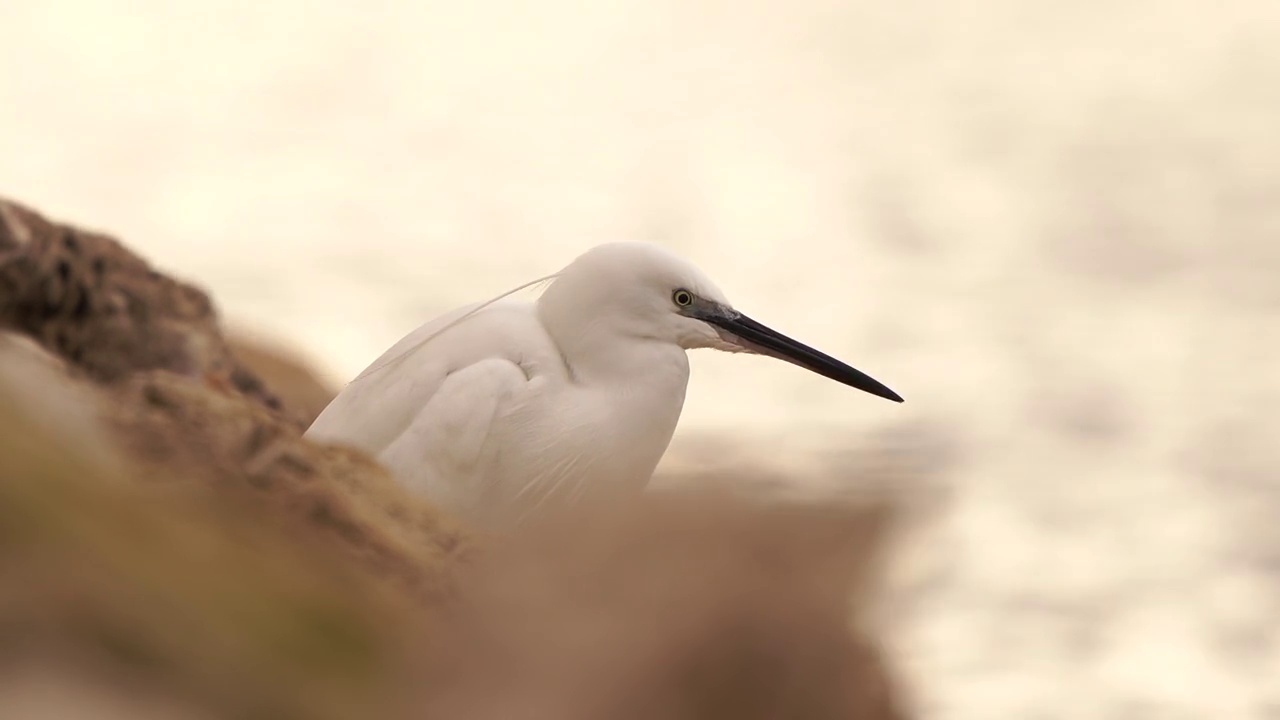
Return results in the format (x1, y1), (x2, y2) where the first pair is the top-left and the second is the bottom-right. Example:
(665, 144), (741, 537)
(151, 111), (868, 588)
(0, 197), (289, 422)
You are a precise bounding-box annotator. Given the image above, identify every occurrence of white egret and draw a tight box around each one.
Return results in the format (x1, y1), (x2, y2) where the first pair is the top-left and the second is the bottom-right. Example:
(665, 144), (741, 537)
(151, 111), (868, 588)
(305, 242), (902, 528)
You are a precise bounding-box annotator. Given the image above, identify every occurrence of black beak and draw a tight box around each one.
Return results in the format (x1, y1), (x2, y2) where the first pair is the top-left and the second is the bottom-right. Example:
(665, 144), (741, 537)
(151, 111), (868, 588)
(702, 311), (903, 403)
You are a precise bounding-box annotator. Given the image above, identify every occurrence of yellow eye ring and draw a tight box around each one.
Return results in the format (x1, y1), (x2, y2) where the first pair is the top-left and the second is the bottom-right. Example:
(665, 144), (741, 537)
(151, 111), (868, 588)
(672, 289), (693, 307)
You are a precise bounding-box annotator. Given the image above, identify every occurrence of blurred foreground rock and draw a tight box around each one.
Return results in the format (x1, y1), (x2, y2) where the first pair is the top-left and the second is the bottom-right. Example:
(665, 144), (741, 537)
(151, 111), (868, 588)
(225, 332), (338, 426)
(423, 493), (906, 720)
(0, 344), (430, 720)
(0, 197), (910, 719)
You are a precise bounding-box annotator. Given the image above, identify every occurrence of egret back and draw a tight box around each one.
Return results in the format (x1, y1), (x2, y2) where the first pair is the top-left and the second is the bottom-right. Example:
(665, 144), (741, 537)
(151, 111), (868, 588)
(305, 300), (507, 454)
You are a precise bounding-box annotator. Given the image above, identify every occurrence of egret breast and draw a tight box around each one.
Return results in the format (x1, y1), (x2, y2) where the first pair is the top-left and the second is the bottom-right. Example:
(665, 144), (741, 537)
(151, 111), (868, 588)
(471, 359), (689, 527)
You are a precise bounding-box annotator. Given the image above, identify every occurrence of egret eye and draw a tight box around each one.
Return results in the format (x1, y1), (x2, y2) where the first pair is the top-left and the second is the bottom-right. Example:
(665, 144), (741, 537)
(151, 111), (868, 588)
(672, 289), (694, 307)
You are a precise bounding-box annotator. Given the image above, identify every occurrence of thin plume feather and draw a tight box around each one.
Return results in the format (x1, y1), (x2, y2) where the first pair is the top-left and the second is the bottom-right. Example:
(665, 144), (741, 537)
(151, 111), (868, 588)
(518, 451), (589, 523)
(348, 272), (560, 385)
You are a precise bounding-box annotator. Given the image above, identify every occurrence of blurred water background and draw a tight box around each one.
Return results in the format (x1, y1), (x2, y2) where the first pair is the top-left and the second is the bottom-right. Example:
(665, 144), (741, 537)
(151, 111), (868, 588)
(2, 1), (1278, 717)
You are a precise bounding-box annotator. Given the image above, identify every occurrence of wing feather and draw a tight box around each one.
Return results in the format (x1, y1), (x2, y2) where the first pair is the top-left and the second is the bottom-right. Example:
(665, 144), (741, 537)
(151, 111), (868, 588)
(304, 272), (556, 454)
(377, 358), (529, 515)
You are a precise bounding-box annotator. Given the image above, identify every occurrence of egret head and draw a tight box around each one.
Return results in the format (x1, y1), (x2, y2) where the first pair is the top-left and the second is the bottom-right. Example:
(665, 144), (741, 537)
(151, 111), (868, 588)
(540, 242), (903, 403)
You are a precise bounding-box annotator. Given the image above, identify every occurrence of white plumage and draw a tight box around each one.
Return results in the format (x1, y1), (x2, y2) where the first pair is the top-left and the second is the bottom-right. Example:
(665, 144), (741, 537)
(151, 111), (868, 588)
(306, 242), (901, 528)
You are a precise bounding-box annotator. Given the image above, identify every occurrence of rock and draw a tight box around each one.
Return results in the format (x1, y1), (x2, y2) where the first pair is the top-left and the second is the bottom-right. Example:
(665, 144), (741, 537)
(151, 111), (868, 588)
(0, 330), (110, 458)
(102, 368), (470, 603)
(0, 198), (290, 422)
(225, 331), (338, 427)
(423, 491), (908, 720)
(0, 367), (427, 720)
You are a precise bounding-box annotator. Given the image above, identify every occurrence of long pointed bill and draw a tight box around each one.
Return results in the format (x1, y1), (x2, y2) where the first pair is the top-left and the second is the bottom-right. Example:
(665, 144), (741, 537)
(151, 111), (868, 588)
(701, 311), (903, 403)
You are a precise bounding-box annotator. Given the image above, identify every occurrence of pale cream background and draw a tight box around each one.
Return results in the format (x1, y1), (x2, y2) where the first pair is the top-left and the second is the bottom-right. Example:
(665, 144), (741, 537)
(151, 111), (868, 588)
(3, 1), (1279, 717)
